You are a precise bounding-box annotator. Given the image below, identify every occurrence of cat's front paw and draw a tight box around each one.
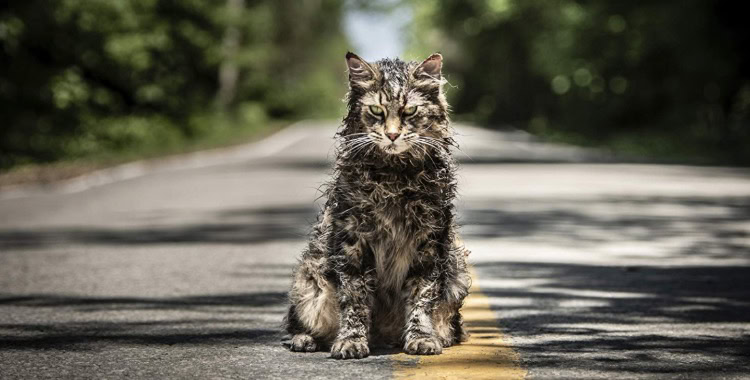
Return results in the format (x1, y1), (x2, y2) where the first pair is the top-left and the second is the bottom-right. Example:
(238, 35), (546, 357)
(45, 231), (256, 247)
(289, 334), (318, 352)
(330, 338), (370, 359)
(404, 336), (443, 355)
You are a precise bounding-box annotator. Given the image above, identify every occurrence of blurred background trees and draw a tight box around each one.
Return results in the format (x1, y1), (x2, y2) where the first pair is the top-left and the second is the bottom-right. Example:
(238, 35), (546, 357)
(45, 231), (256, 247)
(0, 0), (347, 169)
(406, 0), (750, 164)
(1, 0), (749, 170)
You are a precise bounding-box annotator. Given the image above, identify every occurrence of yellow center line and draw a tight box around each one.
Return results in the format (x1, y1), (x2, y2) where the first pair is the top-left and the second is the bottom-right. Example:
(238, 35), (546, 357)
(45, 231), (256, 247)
(393, 268), (526, 379)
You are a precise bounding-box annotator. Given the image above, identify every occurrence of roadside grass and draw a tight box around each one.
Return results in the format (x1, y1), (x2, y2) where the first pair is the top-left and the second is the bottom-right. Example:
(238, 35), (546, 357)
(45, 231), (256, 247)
(527, 125), (750, 166)
(452, 113), (750, 166)
(0, 118), (289, 189)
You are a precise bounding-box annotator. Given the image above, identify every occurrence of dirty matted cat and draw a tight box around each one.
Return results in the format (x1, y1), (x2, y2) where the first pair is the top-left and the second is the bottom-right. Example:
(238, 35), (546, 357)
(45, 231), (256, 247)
(284, 52), (471, 359)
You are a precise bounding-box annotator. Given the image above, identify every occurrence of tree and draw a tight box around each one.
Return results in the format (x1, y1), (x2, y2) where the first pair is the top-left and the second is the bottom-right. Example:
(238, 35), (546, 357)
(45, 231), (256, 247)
(407, 0), (750, 164)
(0, 0), (349, 169)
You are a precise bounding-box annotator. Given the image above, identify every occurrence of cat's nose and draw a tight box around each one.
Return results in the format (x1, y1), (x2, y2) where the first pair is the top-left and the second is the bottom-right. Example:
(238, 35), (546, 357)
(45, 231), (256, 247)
(386, 133), (400, 141)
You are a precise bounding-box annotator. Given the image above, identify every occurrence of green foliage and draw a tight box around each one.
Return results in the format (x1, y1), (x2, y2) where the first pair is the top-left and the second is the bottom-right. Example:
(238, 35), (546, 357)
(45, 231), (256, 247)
(0, 0), (348, 169)
(407, 0), (750, 164)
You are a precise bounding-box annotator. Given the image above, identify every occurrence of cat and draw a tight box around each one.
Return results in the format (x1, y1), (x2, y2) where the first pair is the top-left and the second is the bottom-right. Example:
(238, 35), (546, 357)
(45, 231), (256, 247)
(284, 52), (471, 359)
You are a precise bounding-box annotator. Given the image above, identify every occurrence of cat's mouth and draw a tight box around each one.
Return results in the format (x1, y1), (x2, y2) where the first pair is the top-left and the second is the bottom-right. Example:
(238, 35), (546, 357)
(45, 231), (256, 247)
(380, 142), (410, 155)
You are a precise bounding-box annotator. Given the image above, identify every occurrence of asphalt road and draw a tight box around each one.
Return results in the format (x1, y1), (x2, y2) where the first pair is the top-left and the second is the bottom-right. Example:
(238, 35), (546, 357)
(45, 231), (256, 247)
(1, 121), (749, 379)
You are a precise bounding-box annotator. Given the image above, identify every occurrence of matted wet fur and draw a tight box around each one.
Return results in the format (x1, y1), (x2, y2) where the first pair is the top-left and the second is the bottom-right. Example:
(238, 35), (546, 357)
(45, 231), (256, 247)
(284, 52), (471, 359)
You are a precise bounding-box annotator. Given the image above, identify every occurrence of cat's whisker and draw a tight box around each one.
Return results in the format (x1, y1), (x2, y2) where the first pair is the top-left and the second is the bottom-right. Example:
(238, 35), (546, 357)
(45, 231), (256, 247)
(341, 139), (367, 146)
(341, 141), (366, 149)
(347, 139), (369, 148)
(414, 141), (438, 167)
(351, 143), (374, 156)
(402, 134), (418, 143)
(422, 139), (449, 152)
(413, 140), (429, 155)
(347, 142), (371, 155)
(438, 141), (471, 160)
(415, 139), (434, 151)
(412, 139), (428, 154)
(421, 136), (471, 160)
(348, 139), (375, 155)
(341, 137), (371, 149)
(422, 136), (453, 147)
(419, 136), (447, 146)
(417, 139), (442, 152)
(365, 143), (377, 156)
(342, 135), (369, 143)
(341, 133), (370, 140)
(342, 142), (368, 150)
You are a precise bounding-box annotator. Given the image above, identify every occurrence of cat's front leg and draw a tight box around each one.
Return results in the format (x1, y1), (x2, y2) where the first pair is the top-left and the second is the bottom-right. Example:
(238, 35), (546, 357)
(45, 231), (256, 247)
(403, 261), (443, 355)
(329, 238), (375, 359)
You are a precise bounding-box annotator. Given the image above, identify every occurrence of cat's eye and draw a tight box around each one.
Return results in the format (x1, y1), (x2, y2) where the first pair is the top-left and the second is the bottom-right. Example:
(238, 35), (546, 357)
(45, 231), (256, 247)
(369, 105), (384, 116)
(403, 106), (418, 116)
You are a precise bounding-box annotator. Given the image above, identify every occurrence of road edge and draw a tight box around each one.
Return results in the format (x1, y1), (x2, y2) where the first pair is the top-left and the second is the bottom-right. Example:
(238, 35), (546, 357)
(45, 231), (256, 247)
(0, 120), (324, 200)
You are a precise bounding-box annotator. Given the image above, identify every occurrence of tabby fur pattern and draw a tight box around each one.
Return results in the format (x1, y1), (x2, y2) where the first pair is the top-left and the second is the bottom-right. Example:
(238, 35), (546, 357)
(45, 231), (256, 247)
(284, 52), (471, 359)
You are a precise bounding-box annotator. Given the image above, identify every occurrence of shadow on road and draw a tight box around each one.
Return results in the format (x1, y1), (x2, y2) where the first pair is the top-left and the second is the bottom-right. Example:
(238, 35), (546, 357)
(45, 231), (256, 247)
(0, 292), (286, 309)
(473, 262), (750, 376)
(2, 168), (749, 377)
(0, 290), (288, 350)
(463, 193), (750, 376)
(0, 205), (319, 250)
(0, 324), (280, 350)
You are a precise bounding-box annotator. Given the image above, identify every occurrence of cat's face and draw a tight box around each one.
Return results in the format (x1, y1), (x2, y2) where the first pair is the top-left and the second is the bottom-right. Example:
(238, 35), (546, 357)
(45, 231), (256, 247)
(344, 53), (449, 157)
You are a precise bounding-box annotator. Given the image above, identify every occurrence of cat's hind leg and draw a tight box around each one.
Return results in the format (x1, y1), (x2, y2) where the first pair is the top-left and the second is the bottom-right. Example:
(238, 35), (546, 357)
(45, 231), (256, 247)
(285, 256), (339, 351)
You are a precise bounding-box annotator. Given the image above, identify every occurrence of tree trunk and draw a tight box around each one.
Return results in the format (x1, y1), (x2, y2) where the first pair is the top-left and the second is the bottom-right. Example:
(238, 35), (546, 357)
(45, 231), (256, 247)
(215, 0), (245, 110)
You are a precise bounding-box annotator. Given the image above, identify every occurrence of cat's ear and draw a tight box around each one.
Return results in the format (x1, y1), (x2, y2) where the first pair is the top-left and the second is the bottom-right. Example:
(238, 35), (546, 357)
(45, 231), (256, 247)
(346, 52), (376, 87)
(414, 53), (442, 79)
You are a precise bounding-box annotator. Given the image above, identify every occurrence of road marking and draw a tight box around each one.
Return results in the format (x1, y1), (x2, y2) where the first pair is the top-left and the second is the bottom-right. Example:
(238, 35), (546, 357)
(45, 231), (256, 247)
(393, 268), (526, 379)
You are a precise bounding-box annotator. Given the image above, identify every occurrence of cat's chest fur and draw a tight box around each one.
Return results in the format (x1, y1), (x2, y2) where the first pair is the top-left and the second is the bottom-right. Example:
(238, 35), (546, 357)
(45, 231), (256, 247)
(338, 167), (446, 290)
